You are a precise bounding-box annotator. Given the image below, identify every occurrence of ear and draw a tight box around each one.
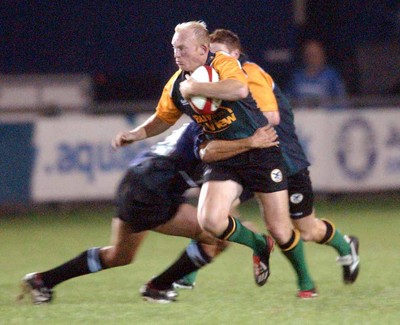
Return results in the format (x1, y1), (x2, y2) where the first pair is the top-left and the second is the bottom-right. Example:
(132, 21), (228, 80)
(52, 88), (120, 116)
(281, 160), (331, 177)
(200, 44), (208, 55)
(232, 50), (240, 59)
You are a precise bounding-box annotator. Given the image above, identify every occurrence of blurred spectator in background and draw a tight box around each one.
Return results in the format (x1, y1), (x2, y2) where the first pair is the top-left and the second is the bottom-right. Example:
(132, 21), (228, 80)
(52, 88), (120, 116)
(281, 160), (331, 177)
(287, 39), (347, 108)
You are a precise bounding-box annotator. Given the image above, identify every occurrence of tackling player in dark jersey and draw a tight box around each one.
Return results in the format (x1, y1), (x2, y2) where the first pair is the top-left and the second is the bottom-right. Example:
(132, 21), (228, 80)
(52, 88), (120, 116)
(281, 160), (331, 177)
(19, 122), (278, 304)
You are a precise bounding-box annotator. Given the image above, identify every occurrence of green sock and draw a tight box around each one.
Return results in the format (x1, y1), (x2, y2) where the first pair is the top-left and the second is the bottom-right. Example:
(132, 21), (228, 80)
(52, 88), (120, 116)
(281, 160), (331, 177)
(326, 230), (351, 256)
(319, 219), (351, 256)
(221, 217), (266, 255)
(181, 270), (198, 285)
(281, 233), (314, 291)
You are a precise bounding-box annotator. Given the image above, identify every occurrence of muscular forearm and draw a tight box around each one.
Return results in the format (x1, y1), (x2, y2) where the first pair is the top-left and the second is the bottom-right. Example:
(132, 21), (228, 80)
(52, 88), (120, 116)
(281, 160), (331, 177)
(112, 114), (171, 149)
(128, 125), (148, 141)
(199, 138), (254, 163)
(142, 115), (172, 137)
(192, 79), (249, 101)
(199, 124), (278, 163)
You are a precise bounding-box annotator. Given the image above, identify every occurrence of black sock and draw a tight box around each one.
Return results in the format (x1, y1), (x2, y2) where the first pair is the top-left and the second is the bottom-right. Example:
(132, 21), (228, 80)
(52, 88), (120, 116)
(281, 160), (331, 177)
(151, 242), (211, 290)
(40, 247), (104, 288)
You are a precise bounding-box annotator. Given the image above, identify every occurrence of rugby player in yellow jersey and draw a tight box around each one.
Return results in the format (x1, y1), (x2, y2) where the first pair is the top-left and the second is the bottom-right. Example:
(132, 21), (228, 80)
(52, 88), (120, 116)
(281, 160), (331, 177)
(113, 21), (316, 296)
(175, 29), (359, 298)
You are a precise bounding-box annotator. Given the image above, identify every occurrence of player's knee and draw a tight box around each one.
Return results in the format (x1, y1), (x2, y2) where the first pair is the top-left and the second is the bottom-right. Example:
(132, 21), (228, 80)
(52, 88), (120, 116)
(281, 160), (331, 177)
(198, 210), (228, 236)
(109, 254), (134, 267)
(268, 225), (293, 245)
(101, 248), (134, 267)
(199, 218), (221, 236)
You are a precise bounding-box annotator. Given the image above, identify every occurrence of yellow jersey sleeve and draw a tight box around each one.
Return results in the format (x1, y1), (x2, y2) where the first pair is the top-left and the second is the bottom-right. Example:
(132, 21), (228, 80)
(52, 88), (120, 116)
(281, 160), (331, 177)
(212, 52), (248, 85)
(243, 62), (278, 112)
(155, 70), (184, 125)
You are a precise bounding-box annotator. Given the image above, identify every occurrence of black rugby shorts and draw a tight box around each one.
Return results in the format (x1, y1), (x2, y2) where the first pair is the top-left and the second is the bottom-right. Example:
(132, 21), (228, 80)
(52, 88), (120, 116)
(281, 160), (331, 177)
(203, 147), (287, 194)
(287, 168), (314, 219)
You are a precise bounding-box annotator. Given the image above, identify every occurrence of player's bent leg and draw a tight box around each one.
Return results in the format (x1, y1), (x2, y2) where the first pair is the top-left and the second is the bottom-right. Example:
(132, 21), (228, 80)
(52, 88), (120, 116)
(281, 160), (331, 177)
(197, 180), (239, 235)
(154, 203), (218, 245)
(256, 190), (293, 245)
(198, 181), (267, 254)
(18, 217), (145, 304)
(256, 191), (316, 296)
(199, 181), (272, 286)
(288, 169), (360, 284)
(295, 215), (360, 284)
(100, 218), (147, 267)
(199, 181), (273, 286)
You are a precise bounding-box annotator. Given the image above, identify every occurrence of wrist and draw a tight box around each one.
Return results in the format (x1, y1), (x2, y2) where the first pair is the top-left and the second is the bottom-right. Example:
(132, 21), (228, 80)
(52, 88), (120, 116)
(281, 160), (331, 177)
(129, 127), (147, 140)
(247, 137), (256, 149)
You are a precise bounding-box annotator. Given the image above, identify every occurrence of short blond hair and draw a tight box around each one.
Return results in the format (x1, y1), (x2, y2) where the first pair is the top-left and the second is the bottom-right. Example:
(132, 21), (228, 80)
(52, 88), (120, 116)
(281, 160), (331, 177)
(175, 20), (210, 45)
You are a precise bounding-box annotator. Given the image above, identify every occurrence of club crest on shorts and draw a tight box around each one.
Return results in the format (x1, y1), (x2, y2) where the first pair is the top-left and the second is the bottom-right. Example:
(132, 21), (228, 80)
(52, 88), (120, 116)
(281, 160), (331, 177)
(290, 193), (304, 204)
(270, 169), (283, 182)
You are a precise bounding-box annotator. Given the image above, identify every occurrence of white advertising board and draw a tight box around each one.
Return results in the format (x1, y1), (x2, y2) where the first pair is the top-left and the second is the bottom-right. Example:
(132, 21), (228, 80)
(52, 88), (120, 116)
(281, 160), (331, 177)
(294, 108), (400, 191)
(32, 108), (400, 202)
(32, 114), (190, 201)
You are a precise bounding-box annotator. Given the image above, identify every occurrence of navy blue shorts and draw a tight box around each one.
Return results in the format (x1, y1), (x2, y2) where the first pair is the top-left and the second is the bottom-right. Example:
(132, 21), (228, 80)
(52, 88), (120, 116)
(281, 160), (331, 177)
(115, 167), (184, 233)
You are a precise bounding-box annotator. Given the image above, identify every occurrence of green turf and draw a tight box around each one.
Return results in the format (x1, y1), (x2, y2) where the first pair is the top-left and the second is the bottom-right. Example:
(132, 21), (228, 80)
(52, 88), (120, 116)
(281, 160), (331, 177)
(1, 197), (399, 324)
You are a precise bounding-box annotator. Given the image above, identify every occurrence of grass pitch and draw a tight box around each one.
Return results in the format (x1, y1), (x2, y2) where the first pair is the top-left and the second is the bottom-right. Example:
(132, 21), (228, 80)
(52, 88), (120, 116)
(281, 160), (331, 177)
(1, 197), (399, 324)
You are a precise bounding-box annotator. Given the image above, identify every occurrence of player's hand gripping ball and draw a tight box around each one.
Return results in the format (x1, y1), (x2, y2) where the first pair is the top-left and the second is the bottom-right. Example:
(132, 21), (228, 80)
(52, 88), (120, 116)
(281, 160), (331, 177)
(188, 65), (222, 115)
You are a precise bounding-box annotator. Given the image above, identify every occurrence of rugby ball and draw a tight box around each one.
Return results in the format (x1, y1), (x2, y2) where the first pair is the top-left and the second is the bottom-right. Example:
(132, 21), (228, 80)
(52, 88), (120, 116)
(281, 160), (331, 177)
(188, 65), (222, 115)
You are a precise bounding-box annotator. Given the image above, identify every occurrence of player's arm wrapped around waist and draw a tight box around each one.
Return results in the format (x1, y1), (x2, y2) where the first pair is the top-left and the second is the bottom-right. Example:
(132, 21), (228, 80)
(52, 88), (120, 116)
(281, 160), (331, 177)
(207, 145), (283, 168)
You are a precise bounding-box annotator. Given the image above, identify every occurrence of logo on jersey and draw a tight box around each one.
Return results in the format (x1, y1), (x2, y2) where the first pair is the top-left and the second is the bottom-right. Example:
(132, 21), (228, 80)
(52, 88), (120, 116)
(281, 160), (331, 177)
(290, 193), (304, 204)
(270, 169), (283, 182)
(192, 107), (236, 133)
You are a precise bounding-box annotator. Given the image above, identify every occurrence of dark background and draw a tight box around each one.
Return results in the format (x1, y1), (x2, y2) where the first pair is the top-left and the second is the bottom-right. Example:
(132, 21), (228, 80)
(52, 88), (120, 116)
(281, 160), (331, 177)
(1, 1), (399, 99)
